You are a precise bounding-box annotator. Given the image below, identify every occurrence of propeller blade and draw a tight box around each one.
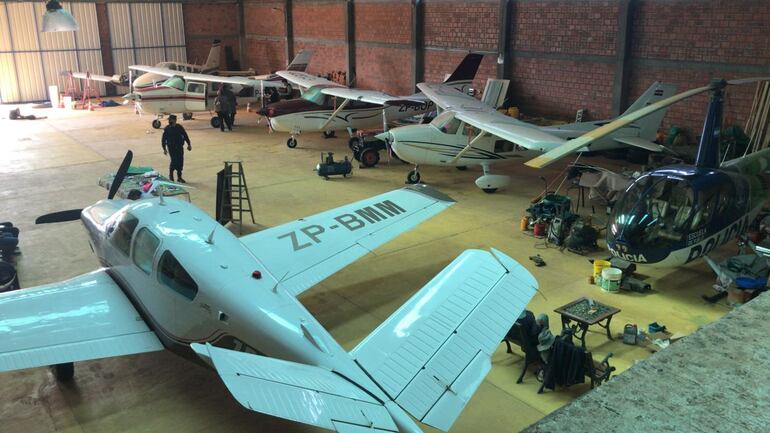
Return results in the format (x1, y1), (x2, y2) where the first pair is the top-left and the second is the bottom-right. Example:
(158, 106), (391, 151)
(36, 209), (83, 224)
(727, 76), (770, 86)
(108, 150), (134, 200)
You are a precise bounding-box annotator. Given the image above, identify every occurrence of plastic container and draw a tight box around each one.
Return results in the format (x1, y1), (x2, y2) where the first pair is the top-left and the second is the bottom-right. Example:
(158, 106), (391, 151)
(520, 215), (529, 231)
(601, 267), (622, 292)
(593, 260), (611, 280)
(533, 222), (546, 237)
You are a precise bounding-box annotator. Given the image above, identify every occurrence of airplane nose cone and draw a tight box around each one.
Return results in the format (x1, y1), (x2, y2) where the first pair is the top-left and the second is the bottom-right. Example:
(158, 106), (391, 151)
(123, 92), (138, 102)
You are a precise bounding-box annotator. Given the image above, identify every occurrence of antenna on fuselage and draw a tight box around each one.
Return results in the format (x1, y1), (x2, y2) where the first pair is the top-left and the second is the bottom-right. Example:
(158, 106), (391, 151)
(207, 226), (216, 244)
(158, 186), (165, 205)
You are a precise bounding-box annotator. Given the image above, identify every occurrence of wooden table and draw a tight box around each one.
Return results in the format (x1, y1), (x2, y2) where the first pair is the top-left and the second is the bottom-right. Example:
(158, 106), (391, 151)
(554, 297), (621, 349)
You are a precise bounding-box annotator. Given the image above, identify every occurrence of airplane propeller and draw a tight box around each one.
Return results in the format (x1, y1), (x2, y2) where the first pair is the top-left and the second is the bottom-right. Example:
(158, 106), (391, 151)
(525, 76), (770, 169)
(35, 151), (134, 224)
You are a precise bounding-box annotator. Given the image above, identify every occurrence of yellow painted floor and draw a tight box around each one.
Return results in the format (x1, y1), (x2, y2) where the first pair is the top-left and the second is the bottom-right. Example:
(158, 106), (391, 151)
(0, 102), (734, 433)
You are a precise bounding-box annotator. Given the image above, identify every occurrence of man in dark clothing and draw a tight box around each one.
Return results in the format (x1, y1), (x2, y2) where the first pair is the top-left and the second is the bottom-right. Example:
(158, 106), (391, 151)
(214, 88), (233, 132)
(223, 85), (237, 127)
(161, 114), (191, 182)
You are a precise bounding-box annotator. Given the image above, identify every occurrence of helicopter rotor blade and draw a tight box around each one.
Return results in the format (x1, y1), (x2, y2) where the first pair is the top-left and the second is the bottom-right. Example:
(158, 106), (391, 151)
(35, 209), (83, 224)
(108, 150), (134, 200)
(526, 77), (770, 169)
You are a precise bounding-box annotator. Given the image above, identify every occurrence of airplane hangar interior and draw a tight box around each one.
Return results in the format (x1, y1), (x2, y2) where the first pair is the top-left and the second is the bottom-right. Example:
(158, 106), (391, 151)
(1, 1), (770, 432)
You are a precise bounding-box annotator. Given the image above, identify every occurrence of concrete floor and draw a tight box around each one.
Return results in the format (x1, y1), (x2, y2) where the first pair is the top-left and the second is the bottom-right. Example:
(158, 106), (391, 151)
(0, 103), (735, 433)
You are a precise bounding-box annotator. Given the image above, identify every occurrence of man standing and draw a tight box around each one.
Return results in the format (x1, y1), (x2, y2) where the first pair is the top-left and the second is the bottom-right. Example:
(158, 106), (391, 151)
(223, 84), (237, 127)
(214, 88), (232, 132)
(161, 114), (191, 182)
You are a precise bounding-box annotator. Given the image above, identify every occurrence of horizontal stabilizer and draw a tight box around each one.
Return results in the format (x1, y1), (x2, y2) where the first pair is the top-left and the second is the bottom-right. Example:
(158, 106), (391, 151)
(613, 136), (671, 153)
(191, 343), (398, 433)
(351, 249), (537, 431)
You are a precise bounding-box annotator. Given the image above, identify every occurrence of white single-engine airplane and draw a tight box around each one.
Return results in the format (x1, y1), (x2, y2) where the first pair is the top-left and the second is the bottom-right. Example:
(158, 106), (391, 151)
(260, 54), (484, 148)
(2, 151), (537, 433)
(67, 39), (226, 91)
(380, 81), (676, 192)
(123, 50), (313, 129)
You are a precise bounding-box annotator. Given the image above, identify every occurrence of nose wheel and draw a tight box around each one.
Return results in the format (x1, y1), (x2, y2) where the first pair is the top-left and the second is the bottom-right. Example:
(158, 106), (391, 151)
(406, 168), (421, 184)
(151, 119), (161, 129)
(287, 137), (297, 148)
(182, 112), (193, 120)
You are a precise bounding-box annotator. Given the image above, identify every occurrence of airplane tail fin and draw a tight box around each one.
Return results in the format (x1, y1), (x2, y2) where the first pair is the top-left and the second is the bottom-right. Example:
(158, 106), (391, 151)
(204, 40), (222, 71)
(442, 53), (484, 92)
(350, 248), (537, 431)
(286, 49), (313, 71)
(622, 81), (677, 140)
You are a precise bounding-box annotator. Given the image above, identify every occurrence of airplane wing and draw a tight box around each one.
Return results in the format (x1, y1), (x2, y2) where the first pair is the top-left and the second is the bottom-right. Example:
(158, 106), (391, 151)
(613, 136), (674, 153)
(320, 88), (427, 107)
(0, 270), (163, 373)
(417, 83), (566, 151)
(129, 64), (262, 87)
(351, 248), (537, 431)
(276, 70), (344, 90)
(70, 71), (123, 84)
(238, 185), (454, 297)
(191, 343), (399, 433)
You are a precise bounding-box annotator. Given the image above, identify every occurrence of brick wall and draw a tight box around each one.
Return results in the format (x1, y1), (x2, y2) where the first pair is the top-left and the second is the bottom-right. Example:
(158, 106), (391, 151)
(293, 0), (346, 76)
(243, 0), (288, 73)
(183, 2), (240, 67)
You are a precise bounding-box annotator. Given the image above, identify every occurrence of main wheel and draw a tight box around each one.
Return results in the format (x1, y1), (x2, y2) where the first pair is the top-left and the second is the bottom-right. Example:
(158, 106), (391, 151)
(360, 148), (380, 168)
(182, 112), (193, 120)
(456, 166), (468, 171)
(210, 117), (221, 128)
(482, 188), (498, 194)
(323, 130), (336, 139)
(287, 137), (297, 148)
(151, 119), (161, 129)
(50, 362), (74, 382)
(406, 169), (421, 184)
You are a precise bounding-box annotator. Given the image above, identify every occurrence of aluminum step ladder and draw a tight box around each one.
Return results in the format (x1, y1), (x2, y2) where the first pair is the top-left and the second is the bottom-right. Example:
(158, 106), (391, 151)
(219, 161), (255, 234)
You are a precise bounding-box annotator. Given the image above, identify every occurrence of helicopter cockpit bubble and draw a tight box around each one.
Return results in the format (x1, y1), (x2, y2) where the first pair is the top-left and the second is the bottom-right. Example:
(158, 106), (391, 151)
(609, 174), (697, 249)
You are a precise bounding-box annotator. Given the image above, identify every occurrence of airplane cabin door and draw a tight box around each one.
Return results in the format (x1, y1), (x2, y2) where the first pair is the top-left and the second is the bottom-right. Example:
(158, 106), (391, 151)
(185, 81), (207, 112)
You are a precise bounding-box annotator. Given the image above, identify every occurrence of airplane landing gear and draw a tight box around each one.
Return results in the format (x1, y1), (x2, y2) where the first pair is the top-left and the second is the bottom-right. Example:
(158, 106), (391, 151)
(456, 166), (468, 171)
(406, 168), (421, 184)
(152, 119), (161, 129)
(482, 188), (497, 194)
(287, 137), (297, 148)
(50, 362), (74, 382)
(182, 112), (193, 120)
(323, 130), (336, 139)
(210, 116), (221, 129)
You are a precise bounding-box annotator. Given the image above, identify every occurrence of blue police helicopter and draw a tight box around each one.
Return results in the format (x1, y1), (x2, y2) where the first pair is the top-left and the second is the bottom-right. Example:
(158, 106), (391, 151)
(604, 78), (770, 267)
(524, 78), (770, 267)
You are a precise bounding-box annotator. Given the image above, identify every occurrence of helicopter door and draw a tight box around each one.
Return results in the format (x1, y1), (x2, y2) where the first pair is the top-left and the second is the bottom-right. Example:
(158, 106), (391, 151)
(185, 81), (207, 112)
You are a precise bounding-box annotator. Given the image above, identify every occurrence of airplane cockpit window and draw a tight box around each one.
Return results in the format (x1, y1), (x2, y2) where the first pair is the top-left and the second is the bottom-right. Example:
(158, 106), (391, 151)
(609, 175), (695, 248)
(132, 227), (159, 274)
(302, 86), (331, 106)
(187, 83), (205, 94)
(158, 251), (199, 301)
(163, 76), (185, 91)
(110, 212), (139, 256)
(430, 111), (461, 134)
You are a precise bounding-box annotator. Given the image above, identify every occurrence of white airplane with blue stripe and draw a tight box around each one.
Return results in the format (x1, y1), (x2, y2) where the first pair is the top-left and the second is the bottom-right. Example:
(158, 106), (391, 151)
(0, 151), (538, 433)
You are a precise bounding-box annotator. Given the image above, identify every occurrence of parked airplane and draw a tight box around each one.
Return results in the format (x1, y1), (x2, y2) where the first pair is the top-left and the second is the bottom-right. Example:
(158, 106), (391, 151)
(591, 78), (770, 267)
(68, 39), (224, 90)
(260, 53), (484, 149)
(123, 50), (313, 129)
(2, 150), (537, 433)
(380, 81), (676, 192)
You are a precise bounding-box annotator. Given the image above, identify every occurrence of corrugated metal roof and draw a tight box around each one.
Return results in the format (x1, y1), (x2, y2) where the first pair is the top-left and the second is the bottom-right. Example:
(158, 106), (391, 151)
(7, 2), (38, 51)
(163, 3), (184, 47)
(0, 53), (20, 103)
(132, 3), (163, 47)
(0, 4), (13, 52)
(14, 52), (45, 101)
(107, 3), (132, 49)
(72, 2), (100, 50)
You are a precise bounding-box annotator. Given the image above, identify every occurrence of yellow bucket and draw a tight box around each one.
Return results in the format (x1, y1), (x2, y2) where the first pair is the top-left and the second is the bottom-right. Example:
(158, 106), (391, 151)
(593, 260), (611, 279)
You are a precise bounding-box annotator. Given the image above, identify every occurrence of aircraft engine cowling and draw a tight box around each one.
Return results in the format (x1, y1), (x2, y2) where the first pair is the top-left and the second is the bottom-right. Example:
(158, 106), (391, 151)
(475, 174), (510, 192)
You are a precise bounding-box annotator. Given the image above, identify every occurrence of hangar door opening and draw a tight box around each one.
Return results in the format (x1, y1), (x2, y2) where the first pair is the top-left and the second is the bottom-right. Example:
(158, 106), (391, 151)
(0, 2), (104, 103)
(108, 2), (186, 93)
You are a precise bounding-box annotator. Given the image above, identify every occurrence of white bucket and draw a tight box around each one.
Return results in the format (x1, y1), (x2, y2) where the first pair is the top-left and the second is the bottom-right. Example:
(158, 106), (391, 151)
(601, 267), (622, 292)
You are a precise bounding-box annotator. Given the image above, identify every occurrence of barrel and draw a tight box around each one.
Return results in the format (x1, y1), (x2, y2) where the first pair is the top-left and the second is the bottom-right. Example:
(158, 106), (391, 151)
(533, 222), (546, 237)
(601, 267), (622, 292)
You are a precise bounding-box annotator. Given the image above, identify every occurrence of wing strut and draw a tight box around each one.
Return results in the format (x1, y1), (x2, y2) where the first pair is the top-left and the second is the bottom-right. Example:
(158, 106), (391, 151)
(320, 98), (350, 130)
(449, 128), (486, 164)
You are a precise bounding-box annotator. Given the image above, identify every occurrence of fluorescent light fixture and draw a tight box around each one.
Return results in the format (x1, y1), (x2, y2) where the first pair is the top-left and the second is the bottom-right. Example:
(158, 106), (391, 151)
(42, 1), (79, 32)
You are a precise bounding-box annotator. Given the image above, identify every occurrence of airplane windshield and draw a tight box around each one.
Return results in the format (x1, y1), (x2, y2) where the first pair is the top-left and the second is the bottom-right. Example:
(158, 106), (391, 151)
(609, 175), (695, 248)
(430, 111), (461, 134)
(163, 76), (185, 91)
(301, 86), (329, 106)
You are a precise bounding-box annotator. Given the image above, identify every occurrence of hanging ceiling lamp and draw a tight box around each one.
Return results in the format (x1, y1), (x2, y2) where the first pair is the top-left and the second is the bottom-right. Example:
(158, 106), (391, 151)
(42, 1), (79, 32)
